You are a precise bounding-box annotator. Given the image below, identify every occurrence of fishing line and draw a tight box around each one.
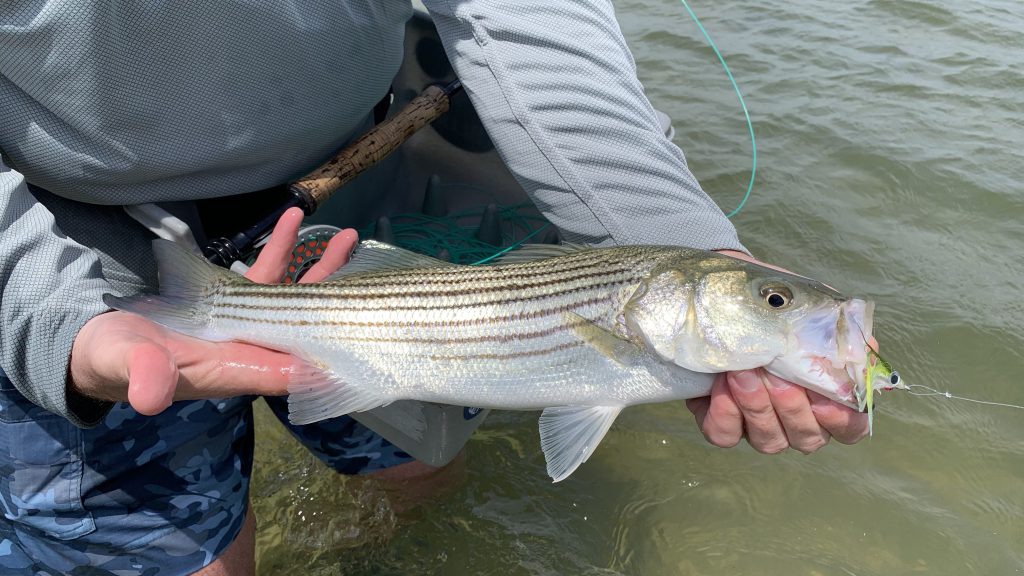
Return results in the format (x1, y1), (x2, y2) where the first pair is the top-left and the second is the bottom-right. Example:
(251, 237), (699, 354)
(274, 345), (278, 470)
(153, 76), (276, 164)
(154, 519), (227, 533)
(471, 223), (550, 265)
(678, 0), (756, 218)
(466, 0), (754, 262)
(906, 384), (1024, 411)
(468, 1), (755, 263)
(310, 4), (755, 266)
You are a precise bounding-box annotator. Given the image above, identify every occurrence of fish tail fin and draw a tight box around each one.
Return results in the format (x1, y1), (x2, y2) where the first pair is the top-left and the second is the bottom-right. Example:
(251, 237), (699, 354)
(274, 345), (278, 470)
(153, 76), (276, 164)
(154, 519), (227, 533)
(103, 240), (235, 338)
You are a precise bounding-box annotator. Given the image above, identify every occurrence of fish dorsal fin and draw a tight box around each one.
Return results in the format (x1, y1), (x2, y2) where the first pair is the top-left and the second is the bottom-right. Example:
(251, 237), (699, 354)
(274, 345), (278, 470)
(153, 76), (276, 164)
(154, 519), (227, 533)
(564, 312), (642, 367)
(490, 242), (588, 265)
(539, 405), (623, 482)
(324, 240), (456, 280)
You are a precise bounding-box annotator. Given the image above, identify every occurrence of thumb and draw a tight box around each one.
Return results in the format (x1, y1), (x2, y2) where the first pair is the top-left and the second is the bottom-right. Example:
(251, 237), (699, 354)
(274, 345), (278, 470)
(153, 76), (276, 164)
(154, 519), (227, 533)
(126, 342), (180, 415)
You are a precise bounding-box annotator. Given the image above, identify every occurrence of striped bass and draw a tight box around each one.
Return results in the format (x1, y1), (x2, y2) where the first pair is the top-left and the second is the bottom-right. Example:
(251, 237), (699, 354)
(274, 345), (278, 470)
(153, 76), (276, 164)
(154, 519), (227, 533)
(105, 240), (903, 481)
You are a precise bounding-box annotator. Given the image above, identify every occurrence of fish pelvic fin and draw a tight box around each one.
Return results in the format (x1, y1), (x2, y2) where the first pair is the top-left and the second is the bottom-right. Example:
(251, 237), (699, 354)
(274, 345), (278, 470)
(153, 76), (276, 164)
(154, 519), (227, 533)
(102, 240), (236, 338)
(539, 405), (623, 482)
(286, 362), (391, 426)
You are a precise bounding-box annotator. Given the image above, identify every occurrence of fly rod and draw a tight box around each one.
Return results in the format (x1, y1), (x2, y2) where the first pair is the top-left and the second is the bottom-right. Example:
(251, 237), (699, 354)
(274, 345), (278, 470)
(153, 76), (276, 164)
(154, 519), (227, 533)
(203, 79), (464, 267)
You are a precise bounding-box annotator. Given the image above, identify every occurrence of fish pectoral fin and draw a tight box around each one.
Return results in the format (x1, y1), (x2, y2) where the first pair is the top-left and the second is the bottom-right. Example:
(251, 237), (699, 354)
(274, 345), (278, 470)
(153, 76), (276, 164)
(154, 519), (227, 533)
(539, 405), (623, 482)
(564, 312), (642, 367)
(286, 362), (389, 425)
(324, 240), (456, 281)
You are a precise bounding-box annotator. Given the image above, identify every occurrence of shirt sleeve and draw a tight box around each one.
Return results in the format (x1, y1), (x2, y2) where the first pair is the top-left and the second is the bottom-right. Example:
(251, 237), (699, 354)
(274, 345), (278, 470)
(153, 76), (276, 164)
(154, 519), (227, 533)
(421, 0), (746, 251)
(0, 157), (115, 427)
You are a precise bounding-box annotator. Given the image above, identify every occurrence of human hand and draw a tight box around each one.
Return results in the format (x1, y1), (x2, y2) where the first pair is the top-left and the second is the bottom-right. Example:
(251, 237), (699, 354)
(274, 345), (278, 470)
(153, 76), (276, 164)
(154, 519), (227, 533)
(69, 208), (358, 416)
(683, 250), (870, 454)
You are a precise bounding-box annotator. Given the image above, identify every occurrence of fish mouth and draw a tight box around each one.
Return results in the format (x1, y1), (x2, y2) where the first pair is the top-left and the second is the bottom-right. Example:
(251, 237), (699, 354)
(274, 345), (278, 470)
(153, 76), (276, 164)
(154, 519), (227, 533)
(840, 299), (876, 410)
(764, 298), (879, 410)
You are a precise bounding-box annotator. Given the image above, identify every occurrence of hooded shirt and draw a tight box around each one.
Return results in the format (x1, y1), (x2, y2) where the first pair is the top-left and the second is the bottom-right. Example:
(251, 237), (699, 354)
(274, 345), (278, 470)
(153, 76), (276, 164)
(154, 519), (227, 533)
(0, 0), (741, 425)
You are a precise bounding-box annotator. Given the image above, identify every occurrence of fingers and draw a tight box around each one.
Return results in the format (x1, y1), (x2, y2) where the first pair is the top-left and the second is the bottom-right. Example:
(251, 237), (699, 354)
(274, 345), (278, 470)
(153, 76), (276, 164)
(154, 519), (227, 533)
(126, 342), (179, 415)
(761, 372), (831, 454)
(808, 391), (870, 444)
(687, 374), (743, 448)
(244, 208), (358, 285)
(244, 207), (305, 283)
(299, 228), (358, 283)
(70, 312), (174, 406)
(724, 370), (790, 454)
(684, 396), (710, 428)
(71, 306), (298, 412)
(690, 370), (836, 455)
(193, 341), (296, 397)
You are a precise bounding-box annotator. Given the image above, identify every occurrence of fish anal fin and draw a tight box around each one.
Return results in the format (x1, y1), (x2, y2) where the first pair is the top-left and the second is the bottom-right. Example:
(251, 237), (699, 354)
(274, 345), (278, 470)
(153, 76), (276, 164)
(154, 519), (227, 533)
(539, 405), (623, 482)
(286, 362), (389, 425)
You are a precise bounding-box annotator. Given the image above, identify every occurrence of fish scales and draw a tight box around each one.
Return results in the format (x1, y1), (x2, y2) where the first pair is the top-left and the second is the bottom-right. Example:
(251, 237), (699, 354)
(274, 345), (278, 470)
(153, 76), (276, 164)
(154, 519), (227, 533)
(193, 243), (688, 405)
(207, 247), (669, 408)
(105, 240), (897, 481)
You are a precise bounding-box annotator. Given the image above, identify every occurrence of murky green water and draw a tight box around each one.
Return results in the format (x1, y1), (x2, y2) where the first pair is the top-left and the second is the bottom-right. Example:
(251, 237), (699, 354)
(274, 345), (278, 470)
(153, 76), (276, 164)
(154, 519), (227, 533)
(252, 1), (1024, 573)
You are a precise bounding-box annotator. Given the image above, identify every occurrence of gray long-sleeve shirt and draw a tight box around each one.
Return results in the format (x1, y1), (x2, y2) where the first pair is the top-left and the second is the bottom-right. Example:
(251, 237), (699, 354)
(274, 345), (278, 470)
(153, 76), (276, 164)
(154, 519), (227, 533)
(0, 0), (743, 426)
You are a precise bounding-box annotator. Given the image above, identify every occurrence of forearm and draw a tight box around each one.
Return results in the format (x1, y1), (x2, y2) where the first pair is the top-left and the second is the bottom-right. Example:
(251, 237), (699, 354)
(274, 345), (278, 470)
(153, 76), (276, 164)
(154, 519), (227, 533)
(423, 0), (745, 251)
(0, 161), (114, 426)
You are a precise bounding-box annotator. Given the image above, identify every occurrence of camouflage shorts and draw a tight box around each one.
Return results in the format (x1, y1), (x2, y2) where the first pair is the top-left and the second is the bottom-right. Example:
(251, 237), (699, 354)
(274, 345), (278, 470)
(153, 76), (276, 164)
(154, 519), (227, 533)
(0, 370), (412, 575)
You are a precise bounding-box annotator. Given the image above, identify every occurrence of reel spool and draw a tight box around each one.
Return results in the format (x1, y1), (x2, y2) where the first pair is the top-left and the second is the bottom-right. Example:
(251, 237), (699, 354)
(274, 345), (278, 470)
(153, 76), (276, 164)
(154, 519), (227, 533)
(248, 225), (343, 284)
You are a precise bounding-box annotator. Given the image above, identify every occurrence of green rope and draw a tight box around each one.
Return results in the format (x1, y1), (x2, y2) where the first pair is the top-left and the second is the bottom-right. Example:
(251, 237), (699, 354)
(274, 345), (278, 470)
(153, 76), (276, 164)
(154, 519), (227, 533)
(359, 203), (551, 265)
(470, 223), (550, 266)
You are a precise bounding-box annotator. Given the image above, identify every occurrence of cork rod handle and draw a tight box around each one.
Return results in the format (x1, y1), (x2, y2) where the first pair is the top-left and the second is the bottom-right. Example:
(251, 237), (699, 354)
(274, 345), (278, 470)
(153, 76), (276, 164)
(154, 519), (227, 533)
(290, 83), (458, 211)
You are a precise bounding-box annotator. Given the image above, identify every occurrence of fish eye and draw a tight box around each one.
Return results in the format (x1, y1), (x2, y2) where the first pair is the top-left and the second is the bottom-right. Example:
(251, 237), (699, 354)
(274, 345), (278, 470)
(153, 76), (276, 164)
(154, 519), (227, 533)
(889, 372), (901, 386)
(759, 284), (794, 309)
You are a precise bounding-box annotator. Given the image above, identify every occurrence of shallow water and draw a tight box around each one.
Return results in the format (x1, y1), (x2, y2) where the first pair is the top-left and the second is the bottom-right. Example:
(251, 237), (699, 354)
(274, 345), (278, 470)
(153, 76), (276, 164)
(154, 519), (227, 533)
(252, 1), (1024, 573)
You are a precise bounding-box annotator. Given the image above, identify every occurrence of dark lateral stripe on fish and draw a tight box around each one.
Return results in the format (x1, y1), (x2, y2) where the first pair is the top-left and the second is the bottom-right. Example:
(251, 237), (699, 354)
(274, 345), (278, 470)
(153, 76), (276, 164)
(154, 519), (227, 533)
(332, 249), (641, 284)
(217, 280), (627, 313)
(213, 294), (614, 328)
(225, 252), (630, 294)
(219, 269), (635, 308)
(223, 272), (638, 306)
(211, 312), (596, 345)
(340, 257), (624, 285)
(252, 249), (640, 285)
(222, 266), (638, 302)
(222, 268), (631, 299)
